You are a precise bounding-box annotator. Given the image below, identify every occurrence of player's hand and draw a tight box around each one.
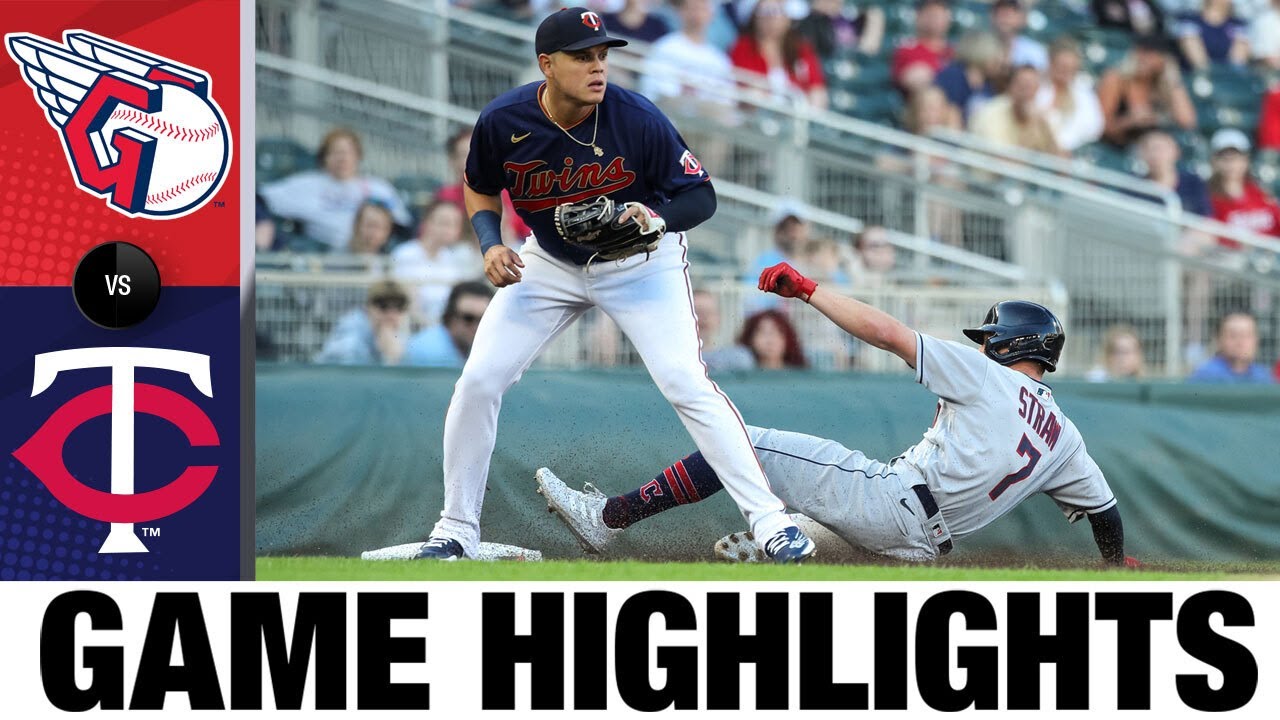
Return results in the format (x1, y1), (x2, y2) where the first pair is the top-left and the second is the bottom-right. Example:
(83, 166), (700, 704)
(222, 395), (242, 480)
(758, 262), (817, 302)
(483, 245), (524, 288)
(619, 202), (667, 236)
(1124, 556), (1142, 569)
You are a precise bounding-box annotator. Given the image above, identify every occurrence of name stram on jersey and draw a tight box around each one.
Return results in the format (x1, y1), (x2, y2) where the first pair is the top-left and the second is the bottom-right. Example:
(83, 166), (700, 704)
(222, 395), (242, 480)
(1017, 386), (1062, 452)
(505, 157), (637, 212)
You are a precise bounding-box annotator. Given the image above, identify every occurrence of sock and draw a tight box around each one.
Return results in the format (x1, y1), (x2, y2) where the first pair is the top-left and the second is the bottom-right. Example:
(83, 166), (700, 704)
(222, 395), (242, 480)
(601, 452), (724, 529)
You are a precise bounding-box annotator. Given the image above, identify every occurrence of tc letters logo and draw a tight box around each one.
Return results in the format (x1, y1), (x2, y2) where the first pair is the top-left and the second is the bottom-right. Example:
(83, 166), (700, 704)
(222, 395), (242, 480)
(5, 30), (231, 219)
(12, 348), (219, 554)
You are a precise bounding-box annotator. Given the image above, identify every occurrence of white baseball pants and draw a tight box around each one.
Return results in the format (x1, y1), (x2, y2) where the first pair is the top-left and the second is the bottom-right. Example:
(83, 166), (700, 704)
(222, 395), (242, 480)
(431, 233), (793, 557)
(746, 426), (953, 562)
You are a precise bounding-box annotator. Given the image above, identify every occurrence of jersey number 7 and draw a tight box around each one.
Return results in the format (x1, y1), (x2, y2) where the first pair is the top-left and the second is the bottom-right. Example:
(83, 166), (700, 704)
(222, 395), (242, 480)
(989, 433), (1042, 500)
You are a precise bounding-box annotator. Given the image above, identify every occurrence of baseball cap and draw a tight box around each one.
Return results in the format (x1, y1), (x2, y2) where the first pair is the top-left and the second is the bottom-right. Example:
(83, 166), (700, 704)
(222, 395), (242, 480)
(916, 0), (951, 9)
(769, 198), (809, 226)
(1133, 33), (1174, 55)
(992, 0), (1023, 9)
(535, 7), (628, 56)
(1210, 128), (1252, 154)
(367, 279), (409, 308)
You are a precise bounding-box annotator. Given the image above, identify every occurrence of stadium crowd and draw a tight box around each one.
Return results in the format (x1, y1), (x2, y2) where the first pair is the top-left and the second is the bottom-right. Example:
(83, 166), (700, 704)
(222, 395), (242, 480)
(255, 0), (1280, 381)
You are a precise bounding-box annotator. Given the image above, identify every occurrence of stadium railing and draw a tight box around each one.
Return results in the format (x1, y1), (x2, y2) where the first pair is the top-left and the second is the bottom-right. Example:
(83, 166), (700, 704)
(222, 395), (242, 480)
(253, 0), (1280, 375)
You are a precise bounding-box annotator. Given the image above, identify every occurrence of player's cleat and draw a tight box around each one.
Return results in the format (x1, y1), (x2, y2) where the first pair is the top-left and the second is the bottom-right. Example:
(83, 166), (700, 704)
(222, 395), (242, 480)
(535, 467), (619, 554)
(714, 531), (765, 563)
(413, 536), (463, 561)
(762, 526), (816, 564)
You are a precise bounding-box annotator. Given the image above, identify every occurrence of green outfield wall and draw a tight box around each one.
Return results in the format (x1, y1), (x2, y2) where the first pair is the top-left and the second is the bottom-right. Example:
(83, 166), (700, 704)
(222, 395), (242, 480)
(256, 365), (1280, 564)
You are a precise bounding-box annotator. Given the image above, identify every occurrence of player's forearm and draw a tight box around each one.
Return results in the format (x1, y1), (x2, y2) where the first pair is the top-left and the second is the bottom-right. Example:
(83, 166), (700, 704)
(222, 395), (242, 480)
(808, 287), (917, 367)
(464, 185), (505, 254)
(656, 182), (715, 233)
(1088, 505), (1125, 565)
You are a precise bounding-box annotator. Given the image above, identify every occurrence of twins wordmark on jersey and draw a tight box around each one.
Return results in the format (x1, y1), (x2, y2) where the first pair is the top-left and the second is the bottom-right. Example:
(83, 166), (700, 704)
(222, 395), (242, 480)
(465, 82), (707, 264)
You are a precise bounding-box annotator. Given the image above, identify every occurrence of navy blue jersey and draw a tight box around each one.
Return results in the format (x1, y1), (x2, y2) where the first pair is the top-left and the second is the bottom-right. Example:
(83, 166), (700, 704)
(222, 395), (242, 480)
(465, 81), (710, 264)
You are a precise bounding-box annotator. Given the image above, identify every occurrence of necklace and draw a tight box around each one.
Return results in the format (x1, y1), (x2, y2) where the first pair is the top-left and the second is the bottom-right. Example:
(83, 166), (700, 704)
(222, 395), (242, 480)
(546, 91), (604, 156)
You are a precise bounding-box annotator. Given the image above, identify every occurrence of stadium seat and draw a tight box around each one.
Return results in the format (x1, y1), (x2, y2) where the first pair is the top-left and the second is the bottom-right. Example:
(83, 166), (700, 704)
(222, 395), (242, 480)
(257, 138), (313, 184)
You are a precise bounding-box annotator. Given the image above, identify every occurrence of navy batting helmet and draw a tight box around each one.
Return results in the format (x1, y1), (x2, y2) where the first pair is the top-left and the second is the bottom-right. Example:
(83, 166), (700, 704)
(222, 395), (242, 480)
(963, 301), (1065, 371)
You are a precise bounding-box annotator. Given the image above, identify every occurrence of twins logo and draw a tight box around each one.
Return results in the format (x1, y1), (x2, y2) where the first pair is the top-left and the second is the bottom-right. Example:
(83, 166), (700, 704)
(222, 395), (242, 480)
(11, 348), (219, 554)
(5, 30), (232, 219)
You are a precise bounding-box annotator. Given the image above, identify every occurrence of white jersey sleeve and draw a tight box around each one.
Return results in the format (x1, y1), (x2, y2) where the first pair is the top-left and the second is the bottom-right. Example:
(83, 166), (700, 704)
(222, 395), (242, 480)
(914, 333), (991, 405)
(1042, 445), (1117, 523)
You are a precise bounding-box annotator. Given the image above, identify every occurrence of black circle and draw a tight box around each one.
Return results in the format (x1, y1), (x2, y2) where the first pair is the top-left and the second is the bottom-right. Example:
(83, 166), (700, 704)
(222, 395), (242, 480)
(72, 242), (161, 329)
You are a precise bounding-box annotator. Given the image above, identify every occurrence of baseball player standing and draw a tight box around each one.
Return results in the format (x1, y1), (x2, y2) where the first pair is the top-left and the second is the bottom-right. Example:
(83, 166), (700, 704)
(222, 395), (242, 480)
(538, 262), (1138, 566)
(415, 9), (814, 563)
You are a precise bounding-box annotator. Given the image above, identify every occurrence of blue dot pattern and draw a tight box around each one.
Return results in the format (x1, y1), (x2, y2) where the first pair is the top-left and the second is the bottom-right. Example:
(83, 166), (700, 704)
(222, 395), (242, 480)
(0, 461), (160, 581)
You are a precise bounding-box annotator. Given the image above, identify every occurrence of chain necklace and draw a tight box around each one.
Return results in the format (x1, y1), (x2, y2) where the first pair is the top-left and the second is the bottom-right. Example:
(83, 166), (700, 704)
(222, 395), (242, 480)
(548, 99), (604, 157)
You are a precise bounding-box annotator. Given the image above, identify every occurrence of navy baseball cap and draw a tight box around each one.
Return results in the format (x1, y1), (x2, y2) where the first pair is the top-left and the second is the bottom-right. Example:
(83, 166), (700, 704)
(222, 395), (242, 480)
(535, 7), (629, 56)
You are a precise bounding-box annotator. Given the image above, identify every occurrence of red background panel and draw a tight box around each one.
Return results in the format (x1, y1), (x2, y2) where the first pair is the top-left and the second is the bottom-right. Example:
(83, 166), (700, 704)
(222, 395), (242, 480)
(0, 0), (240, 287)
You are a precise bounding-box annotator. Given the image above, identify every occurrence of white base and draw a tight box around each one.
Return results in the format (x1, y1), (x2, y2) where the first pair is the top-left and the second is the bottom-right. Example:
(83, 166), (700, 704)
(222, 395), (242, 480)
(361, 541), (543, 562)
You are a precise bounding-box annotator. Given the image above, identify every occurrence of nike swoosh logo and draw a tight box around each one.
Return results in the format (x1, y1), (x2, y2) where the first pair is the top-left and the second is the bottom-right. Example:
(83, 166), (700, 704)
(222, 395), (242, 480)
(511, 132), (531, 143)
(899, 498), (915, 516)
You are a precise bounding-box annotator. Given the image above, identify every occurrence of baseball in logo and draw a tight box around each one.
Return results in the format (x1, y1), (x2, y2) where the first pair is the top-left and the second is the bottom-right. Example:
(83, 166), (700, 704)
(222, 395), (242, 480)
(580, 11), (602, 29)
(11, 348), (219, 554)
(4, 30), (232, 219)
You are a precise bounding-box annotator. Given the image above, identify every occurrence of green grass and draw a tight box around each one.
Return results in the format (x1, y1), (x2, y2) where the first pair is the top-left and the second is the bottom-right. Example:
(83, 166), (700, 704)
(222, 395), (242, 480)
(256, 557), (1280, 582)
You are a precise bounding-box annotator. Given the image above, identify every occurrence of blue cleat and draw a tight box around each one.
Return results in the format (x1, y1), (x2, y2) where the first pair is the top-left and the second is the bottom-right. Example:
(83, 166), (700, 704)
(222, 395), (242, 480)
(414, 537), (463, 561)
(762, 526), (816, 564)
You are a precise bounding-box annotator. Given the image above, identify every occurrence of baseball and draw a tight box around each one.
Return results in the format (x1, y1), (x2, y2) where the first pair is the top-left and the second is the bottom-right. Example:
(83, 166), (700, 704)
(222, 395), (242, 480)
(99, 83), (229, 214)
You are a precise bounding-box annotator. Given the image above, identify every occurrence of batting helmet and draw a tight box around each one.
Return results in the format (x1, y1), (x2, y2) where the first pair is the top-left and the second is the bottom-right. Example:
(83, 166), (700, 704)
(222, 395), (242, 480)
(962, 301), (1065, 371)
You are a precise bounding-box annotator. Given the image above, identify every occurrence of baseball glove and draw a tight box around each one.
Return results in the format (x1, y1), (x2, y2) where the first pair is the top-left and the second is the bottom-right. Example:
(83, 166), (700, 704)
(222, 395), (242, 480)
(554, 196), (665, 261)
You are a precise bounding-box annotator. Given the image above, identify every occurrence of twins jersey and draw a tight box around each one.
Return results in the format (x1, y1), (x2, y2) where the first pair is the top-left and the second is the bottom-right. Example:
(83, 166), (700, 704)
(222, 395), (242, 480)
(899, 333), (1116, 538)
(464, 81), (709, 264)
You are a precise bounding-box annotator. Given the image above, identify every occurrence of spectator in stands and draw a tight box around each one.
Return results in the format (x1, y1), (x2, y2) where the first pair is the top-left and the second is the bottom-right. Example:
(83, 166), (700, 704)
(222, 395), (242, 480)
(693, 288), (756, 371)
(935, 29), (1007, 124)
(795, 0), (885, 60)
(748, 200), (810, 280)
(1188, 311), (1274, 382)
(392, 200), (480, 326)
(348, 201), (397, 255)
(892, 0), (955, 94)
(260, 127), (413, 252)
(1035, 36), (1105, 153)
(1134, 129), (1214, 215)
(433, 129), (530, 245)
(903, 84), (963, 135)
(1085, 325), (1147, 381)
(799, 236), (850, 284)
(1259, 85), (1280, 150)
(314, 279), (411, 366)
(729, 0), (829, 109)
(971, 64), (1063, 155)
(1097, 34), (1198, 147)
(1175, 0), (1250, 68)
(602, 0), (672, 42)
(852, 225), (897, 280)
(1092, 0), (1165, 35)
(641, 0), (737, 114)
(738, 309), (809, 369)
(255, 193), (276, 252)
(990, 0), (1048, 71)
(1207, 128), (1280, 243)
(405, 281), (495, 368)
(1251, 0), (1280, 68)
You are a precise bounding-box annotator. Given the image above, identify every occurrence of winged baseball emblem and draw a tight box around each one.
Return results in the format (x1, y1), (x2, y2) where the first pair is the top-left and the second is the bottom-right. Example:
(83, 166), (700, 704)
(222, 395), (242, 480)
(5, 30), (232, 219)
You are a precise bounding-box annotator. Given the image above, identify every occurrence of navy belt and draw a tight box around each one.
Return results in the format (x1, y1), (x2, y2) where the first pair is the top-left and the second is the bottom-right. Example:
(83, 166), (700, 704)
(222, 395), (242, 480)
(912, 484), (953, 556)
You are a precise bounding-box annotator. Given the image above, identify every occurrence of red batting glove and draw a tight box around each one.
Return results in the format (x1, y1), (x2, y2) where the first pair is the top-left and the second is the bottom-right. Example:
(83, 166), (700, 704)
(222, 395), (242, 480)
(1124, 556), (1142, 569)
(758, 262), (817, 302)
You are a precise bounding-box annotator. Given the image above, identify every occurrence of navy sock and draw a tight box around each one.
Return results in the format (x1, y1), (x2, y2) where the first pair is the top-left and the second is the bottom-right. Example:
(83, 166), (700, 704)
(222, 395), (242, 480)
(601, 452), (724, 529)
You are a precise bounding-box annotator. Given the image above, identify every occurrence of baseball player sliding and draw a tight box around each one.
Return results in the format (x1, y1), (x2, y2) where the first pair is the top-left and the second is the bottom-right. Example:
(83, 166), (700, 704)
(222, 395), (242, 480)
(538, 262), (1138, 566)
(416, 9), (814, 563)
